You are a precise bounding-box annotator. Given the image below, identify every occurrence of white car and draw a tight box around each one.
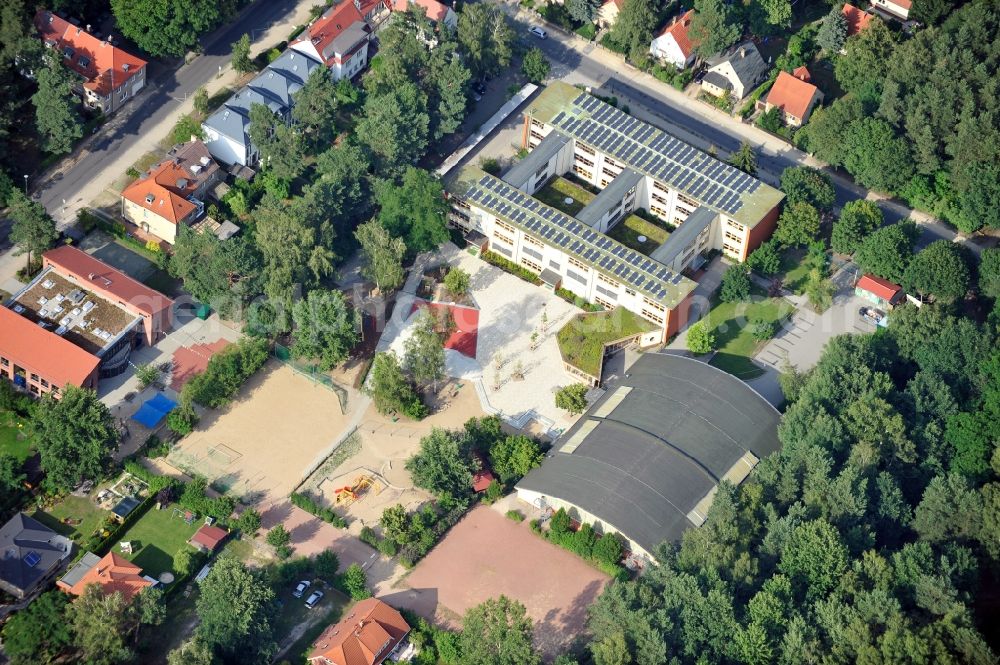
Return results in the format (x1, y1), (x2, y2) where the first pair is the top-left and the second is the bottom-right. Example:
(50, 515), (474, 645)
(292, 580), (311, 598)
(529, 26), (547, 39)
(305, 590), (324, 609)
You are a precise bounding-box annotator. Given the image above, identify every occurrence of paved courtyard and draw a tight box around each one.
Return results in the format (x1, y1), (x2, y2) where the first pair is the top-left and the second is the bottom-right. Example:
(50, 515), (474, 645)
(384, 244), (581, 432)
(386, 505), (609, 658)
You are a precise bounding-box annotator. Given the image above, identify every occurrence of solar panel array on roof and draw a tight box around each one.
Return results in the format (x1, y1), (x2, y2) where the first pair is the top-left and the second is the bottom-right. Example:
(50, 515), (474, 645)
(465, 173), (691, 304)
(549, 93), (761, 216)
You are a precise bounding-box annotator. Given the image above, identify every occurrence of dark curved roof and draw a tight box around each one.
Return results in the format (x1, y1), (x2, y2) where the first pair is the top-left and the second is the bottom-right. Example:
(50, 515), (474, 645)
(517, 354), (780, 555)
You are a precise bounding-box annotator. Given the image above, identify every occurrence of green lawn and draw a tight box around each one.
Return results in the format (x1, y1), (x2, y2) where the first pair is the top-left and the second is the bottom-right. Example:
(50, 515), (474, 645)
(705, 287), (794, 380)
(557, 308), (657, 377)
(607, 214), (670, 255)
(534, 177), (595, 216)
(0, 411), (33, 463)
(119, 505), (202, 578)
(779, 247), (812, 294)
(33, 496), (109, 545)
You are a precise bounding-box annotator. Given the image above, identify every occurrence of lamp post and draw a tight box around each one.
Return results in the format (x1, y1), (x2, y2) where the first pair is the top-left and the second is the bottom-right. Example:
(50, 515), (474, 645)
(22, 174), (28, 195)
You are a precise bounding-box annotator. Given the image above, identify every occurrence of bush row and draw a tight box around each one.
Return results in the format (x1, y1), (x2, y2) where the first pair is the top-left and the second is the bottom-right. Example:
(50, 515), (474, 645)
(183, 338), (269, 408)
(544, 508), (629, 580)
(290, 491), (347, 528)
(479, 250), (541, 285)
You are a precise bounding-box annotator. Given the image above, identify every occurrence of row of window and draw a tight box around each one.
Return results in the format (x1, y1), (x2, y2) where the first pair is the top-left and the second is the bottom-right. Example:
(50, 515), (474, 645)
(574, 166), (593, 180)
(493, 230), (514, 245)
(521, 257), (542, 272)
(575, 154), (595, 168)
(723, 242), (741, 255)
(496, 220), (516, 234)
(724, 230), (743, 244)
(643, 297), (666, 313)
(568, 256), (590, 272)
(641, 308), (665, 325)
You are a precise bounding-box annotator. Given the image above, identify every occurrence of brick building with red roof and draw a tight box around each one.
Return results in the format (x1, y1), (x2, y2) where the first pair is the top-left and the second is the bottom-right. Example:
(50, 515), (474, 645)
(762, 68), (824, 127)
(188, 525), (229, 553)
(841, 3), (875, 38)
(57, 551), (155, 600)
(309, 598), (411, 665)
(34, 10), (148, 114)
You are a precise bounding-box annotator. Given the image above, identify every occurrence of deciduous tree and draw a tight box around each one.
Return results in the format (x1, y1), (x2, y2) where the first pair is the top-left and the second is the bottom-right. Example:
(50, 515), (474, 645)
(459, 596), (540, 665)
(443, 267), (470, 297)
(1, 589), (71, 665)
(231, 33), (253, 74)
(111, 0), (228, 57)
(357, 82), (430, 174)
(292, 67), (339, 151)
(719, 265), (752, 302)
(291, 289), (360, 370)
(902, 240), (971, 303)
(31, 51), (82, 155)
(34, 386), (117, 490)
(70, 586), (134, 665)
(746, 239), (782, 275)
(406, 428), (472, 499)
(689, 0), (742, 58)
(834, 19), (895, 97)
(355, 220), (406, 293)
(854, 222), (916, 283)
(774, 202), (821, 248)
(608, 0), (659, 58)
(842, 118), (914, 193)
(686, 320), (715, 355)
(340, 563), (371, 600)
(367, 352), (426, 418)
(521, 47), (550, 84)
(376, 167), (449, 254)
(490, 435), (543, 483)
(978, 248), (1000, 300)
(195, 557), (277, 663)
(7, 190), (57, 271)
(780, 167), (835, 212)
(403, 309), (445, 390)
(831, 199), (883, 255)
(457, 4), (515, 79)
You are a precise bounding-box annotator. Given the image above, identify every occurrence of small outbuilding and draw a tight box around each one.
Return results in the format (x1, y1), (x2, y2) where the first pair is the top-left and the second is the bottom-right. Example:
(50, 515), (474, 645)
(855, 274), (903, 309)
(188, 524), (229, 553)
(111, 496), (142, 523)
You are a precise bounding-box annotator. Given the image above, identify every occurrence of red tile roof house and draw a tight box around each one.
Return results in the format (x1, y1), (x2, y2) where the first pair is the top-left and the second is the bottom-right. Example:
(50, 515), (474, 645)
(309, 598), (412, 665)
(841, 3), (875, 39)
(34, 10), (147, 114)
(392, 0), (457, 30)
(761, 68), (824, 127)
(290, 0), (374, 81)
(855, 274), (904, 309)
(120, 140), (222, 246)
(188, 524), (229, 553)
(1, 246), (173, 396)
(57, 551), (155, 600)
(649, 10), (699, 70)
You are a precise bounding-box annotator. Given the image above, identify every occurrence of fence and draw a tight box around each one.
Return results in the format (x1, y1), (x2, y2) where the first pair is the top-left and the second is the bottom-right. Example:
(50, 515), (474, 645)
(273, 343), (348, 414)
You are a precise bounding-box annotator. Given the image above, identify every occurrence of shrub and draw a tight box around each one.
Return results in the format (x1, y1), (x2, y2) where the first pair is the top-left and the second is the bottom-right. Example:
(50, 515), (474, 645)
(592, 532), (624, 566)
(555, 384), (589, 415)
(315, 550), (340, 582)
(480, 157), (501, 175)
(235, 508), (262, 537)
(143, 434), (170, 458)
(529, 519), (542, 534)
(480, 251), (541, 285)
(483, 480), (503, 504)
(337, 563), (371, 600)
(166, 401), (198, 436)
(719, 265), (752, 303)
(443, 267), (471, 297)
(290, 492), (347, 528)
(267, 524), (292, 550)
(749, 317), (778, 342)
(686, 321), (716, 355)
(506, 509), (524, 522)
(746, 240), (782, 275)
(183, 338), (269, 408)
(359, 526), (380, 548)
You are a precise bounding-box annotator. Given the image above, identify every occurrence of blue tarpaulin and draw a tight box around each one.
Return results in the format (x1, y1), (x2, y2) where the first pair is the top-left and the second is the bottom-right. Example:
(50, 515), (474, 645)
(131, 393), (178, 428)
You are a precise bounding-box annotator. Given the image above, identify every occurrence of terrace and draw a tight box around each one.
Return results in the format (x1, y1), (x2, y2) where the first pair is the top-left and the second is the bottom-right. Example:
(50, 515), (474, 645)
(11, 269), (139, 354)
(557, 307), (657, 380)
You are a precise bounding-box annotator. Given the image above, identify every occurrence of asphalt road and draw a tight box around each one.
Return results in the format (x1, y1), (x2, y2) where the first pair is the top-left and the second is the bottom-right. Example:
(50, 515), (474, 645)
(35, 0), (305, 223)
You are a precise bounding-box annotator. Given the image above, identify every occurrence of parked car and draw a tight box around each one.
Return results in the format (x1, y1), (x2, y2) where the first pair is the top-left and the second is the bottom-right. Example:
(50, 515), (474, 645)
(292, 580), (311, 598)
(305, 590), (324, 609)
(529, 26), (547, 39)
(859, 306), (887, 326)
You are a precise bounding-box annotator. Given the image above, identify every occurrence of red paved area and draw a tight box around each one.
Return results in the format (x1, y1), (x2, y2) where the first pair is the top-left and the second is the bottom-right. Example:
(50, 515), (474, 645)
(411, 301), (479, 358)
(390, 506), (608, 657)
(170, 339), (231, 390)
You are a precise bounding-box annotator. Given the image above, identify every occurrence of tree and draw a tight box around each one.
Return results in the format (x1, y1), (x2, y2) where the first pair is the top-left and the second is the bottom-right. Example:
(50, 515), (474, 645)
(910, 0), (956, 25)
(193, 87), (210, 115)
(2, 589), (71, 665)
(854, 222), (917, 283)
(521, 47), (550, 84)
(979, 248), (1000, 300)
(404, 309), (446, 390)
(831, 199), (883, 255)
(816, 8), (848, 53)
(902, 240), (971, 304)
(758, 0), (792, 30)
(957, 162), (1000, 232)
(556, 384), (589, 415)
(443, 267), (470, 297)
(406, 428), (473, 499)
(31, 51), (83, 155)
(842, 118), (914, 193)
(291, 290), (360, 370)
(169, 229), (263, 317)
(796, 96), (863, 167)
(111, 0), (226, 57)
(686, 320), (715, 355)
(340, 563), (371, 600)
(746, 239), (782, 275)
(167, 638), (217, 665)
(490, 435), (543, 483)
(366, 352), (426, 418)
(358, 84), (429, 174)
(779, 519), (848, 600)
(266, 524), (292, 558)
(0, 0), (27, 66)
(567, 0), (599, 24)
(135, 363), (160, 390)
(719, 265), (752, 302)
(591, 631), (630, 665)
(231, 33), (253, 74)
(292, 67), (339, 151)
(196, 557), (277, 663)
(608, 0), (659, 58)
(7, 191), (57, 270)
(457, 4), (515, 79)
(248, 103), (305, 183)
(459, 596), (540, 665)
(780, 167), (835, 212)
(774, 202), (821, 248)
(689, 0), (742, 58)
(913, 474), (983, 543)
(376, 167), (449, 254)
(34, 386), (117, 490)
(71, 586), (133, 665)
(728, 141), (757, 176)
(0, 453), (24, 491)
(235, 508), (262, 537)
(834, 19), (895, 96)
(355, 220), (406, 293)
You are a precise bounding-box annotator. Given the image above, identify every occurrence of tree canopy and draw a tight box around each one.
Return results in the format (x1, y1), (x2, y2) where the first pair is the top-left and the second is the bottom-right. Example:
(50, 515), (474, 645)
(607, 0), (659, 58)
(34, 386), (117, 490)
(111, 0), (230, 57)
(376, 167), (449, 254)
(31, 51), (82, 155)
(8, 190), (57, 269)
(831, 199), (883, 255)
(406, 427), (473, 500)
(816, 8), (847, 53)
(403, 308), (446, 389)
(457, 3), (515, 79)
(780, 167), (836, 212)
(196, 557), (277, 664)
(901, 240), (971, 304)
(291, 289), (360, 370)
(854, 222), (917, 283)
(774, 202), (821, 248)
(459, 596), (540, 665)
(689, 0), (742, 58)
(355, 219), (406, 293)
(366, 351), (426, 419)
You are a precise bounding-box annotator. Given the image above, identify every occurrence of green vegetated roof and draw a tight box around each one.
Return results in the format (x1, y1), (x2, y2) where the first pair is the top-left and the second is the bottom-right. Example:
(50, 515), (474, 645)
(557, 307), (658, 377)
(448, 165), (698, 308)
(526, 82), (785, 228)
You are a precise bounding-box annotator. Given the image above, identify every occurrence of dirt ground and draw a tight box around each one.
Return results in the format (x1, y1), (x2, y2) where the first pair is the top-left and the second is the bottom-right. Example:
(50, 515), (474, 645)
(165, 361), (354, 504)
(387, 506), (609, 658)
(302, 378), (486, 532)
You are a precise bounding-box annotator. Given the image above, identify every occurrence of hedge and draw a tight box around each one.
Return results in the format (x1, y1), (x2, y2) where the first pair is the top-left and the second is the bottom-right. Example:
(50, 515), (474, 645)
(183, 338), (269, 408)
(480, 251), (541, 285)
(290, 491), (347, 528)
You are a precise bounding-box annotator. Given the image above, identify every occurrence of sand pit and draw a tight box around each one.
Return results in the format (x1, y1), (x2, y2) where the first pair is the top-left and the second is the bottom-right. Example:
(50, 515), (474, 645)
(390, 506), (609, 657)
(166, 361), (353, 503)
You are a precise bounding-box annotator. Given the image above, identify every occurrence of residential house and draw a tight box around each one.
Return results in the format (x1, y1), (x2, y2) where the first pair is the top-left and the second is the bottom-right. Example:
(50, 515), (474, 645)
(855, 274), (904, 309)
(290, 0), (373, 81)
(309, 598), (411, 665)
(0, 513), (73, 599)
(393, 0), (458, 30)
(870, 0), (910, 20)
(188, 524), (228, 553)
(841, 3), (875, 37)
(701, 41), (769, 100)
(34, 10), (147, 114)
(761, 67), (823, 127)
(57, 551), (155, 600)
(120, 140), (222, 245)
(597, 0), (624, 28)
(359, 0), (393, 26)
(649, 9), (699, 70)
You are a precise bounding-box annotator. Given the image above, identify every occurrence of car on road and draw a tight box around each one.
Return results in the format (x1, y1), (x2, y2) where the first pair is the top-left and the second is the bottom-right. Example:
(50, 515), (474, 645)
(529, 26), (547, 39)
(292, 580), (311, 598)
(305, 590), (324, 609)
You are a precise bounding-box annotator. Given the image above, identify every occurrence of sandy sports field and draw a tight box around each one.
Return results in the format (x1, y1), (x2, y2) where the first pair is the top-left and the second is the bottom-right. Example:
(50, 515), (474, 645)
(166, 361), (353, 504)
(390, 506), (609, 657)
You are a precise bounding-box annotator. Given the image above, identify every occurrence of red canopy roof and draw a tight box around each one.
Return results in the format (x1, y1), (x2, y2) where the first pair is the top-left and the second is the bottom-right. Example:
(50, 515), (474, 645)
(857, 274), (902, 302)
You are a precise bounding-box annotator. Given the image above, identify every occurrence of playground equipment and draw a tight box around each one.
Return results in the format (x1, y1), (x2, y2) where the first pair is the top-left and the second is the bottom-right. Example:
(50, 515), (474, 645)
(332, 475), (382, 507)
